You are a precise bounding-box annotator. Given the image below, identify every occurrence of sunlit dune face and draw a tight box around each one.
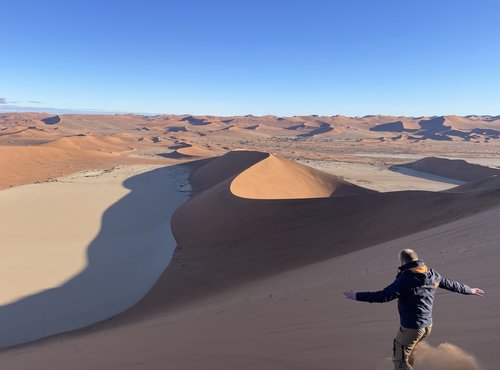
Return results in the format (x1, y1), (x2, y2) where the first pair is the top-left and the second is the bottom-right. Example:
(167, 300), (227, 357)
(229, 154), (374, 200)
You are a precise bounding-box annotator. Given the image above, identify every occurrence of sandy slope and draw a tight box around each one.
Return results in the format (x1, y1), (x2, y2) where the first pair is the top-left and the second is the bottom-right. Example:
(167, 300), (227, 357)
(0, 150), (499, 369)
(0, 167), (498, 369)
(231, 154), (374, 199)
(397, 157), (500, 182)
(0, 164), (189, 347)
(41, 134), (132, 152)
(0, 134), (156, 190)
(145, 151), (499, 315)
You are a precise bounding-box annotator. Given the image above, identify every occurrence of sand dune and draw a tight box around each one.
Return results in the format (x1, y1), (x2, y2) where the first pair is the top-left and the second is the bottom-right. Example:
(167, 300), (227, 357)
(446, 174), (500, 194)
(162, 144), (217, 159)
(396, 157), (500, 182)
(2, 113), (500, 146)
(0, 126), (30, 136)
(230, 154), (374, 199)
(0, 144), (137, 189)
(0, 125), (58, 142)
(0, 129), (177, 189)
(1, 151), (499, 369)
(285, 121), (334, 137)
(115, 151), (500, 322)
(0, 146), (112, 189)
(189, 150), (269, 190)
(366, 115), (500, 141)
(1, 111), (500, 369)
(41, 134), (131, 152)
(180, 115), (210, 126)
(369, 117), (423, 132)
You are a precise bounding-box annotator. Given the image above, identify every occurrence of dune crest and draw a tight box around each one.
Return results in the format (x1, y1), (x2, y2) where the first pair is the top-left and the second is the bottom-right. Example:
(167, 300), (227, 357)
(397, 157), (500, 182)
(163, 143), (217, 159)
(189, 150), (269, 190)
(41, 134), (130, 153)
(230, 153), (374, 199)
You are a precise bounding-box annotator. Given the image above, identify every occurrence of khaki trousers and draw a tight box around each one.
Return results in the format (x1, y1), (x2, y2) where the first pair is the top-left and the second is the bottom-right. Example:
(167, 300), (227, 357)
(392, 325), (432, 370)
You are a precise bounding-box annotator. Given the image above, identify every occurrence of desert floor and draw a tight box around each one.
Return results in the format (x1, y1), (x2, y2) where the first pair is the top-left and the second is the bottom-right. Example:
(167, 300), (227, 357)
(0, 113), (499, 369)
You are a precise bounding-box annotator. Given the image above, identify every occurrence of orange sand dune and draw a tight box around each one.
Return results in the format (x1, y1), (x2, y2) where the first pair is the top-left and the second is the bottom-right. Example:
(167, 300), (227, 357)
(0, 126), (31, 136)
(41, 134), (132, 153)
(189, 150), (269, 190)
(163, 144), (218, 159)
(1, 150), (500, 369)
(0, 146), (120, 189)
(0, 125), (59, 144)
(2, 112), (500, 144)
(48, 114), (149, 135)
(0, 136), (163, 189)
(231, 154), (374, 199)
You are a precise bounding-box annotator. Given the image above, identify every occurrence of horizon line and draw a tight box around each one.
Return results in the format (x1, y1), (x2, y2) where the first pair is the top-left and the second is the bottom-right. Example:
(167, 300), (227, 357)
(1, 106), (499, 119)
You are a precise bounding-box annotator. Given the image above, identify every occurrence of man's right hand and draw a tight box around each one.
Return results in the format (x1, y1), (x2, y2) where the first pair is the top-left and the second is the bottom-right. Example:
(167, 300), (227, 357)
(470, 288), (485, 296)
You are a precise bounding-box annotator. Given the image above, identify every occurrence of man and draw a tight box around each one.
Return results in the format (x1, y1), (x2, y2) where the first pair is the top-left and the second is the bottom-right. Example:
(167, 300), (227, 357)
(343, 249), (484, 370)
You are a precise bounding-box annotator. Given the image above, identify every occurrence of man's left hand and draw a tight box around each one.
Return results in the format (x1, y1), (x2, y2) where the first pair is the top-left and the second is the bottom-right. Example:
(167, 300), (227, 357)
(343, 290), (357, 300)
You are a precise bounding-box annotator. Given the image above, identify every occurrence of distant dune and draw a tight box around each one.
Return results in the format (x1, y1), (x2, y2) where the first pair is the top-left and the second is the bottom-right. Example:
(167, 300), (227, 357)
(41, 134), (131, 152)
(2, 113), (500, 144)
(162, 143), (216, 159)
(396, 157), (500, 182)
(0, 135), (162, 189)
(230, 153), (374, 199)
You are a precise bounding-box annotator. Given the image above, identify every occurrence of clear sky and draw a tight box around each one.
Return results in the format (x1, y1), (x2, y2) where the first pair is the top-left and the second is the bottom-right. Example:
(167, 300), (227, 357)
(1, 0), (499, 116)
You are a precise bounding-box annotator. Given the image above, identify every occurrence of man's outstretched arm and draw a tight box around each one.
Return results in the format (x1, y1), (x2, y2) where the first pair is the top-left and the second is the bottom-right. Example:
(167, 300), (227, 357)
(343, 277), (406, 303)
(439, 275), (484, 296)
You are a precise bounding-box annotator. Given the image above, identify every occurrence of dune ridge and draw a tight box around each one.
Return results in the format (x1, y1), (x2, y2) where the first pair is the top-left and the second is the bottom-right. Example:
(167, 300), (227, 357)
(0, 134), (171, 189)
(162, 143), (217, 159)
(397, 157), (500, 182)
(3, 113), (500, 145)
(189, 150), (269, 190)
(116, 150), (500, 322)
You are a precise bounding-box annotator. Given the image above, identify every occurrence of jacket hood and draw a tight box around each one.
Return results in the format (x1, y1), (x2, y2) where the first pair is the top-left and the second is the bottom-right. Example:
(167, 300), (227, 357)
(399, 260), (429, 274)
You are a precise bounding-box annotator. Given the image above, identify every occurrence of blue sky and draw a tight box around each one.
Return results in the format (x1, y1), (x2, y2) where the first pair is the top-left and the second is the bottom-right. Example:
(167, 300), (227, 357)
(1, 0), (499, 116)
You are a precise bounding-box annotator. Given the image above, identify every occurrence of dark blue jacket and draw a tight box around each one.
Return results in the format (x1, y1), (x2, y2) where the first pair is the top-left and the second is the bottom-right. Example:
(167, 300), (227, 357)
(356, 260), (472, 329)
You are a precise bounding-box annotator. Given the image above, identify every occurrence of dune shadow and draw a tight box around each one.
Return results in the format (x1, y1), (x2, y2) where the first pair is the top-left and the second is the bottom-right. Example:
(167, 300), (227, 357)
(179, 115), (211, 126)
(0, 163), (192, 349)
(389, 166), (465, 186)
(158, 151), (196, 159)
(370, 120), (407, 133)
(41, 115), (61, 125)
(298, 122), (333, 137)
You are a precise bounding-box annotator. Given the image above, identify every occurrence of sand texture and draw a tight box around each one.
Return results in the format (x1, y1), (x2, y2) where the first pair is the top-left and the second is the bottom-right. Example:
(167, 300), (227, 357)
(0, 113), (499, 369)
